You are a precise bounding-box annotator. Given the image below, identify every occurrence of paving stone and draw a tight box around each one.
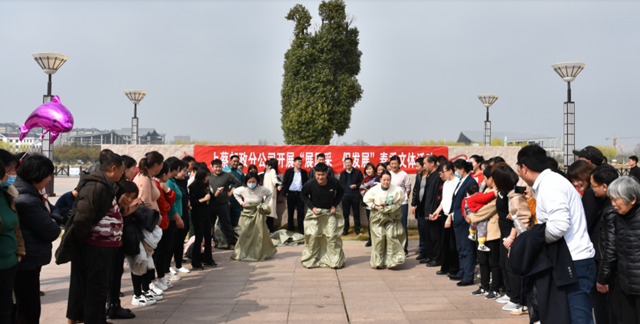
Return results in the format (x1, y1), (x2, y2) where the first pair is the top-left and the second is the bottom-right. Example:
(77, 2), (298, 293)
(38, 215), (530, 324)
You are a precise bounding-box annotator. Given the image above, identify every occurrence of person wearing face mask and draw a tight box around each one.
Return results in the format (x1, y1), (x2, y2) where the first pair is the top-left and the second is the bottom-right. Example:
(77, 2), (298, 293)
(223, 155), (245, 228)
(231, 172), (277, 261)
(363, 170), (406, 269)
(0, 152), (25, 324)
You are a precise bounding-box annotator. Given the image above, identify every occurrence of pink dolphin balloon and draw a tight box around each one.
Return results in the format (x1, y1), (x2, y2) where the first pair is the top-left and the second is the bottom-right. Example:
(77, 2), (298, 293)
(20, 96), (74, 144)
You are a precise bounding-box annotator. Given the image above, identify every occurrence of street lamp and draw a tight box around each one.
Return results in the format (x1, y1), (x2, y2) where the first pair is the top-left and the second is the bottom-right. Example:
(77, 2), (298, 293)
(124, 90), (147, 145)
(477, 94), (499, 146)
(33, 52), (68, 197)
(552, 62), (585, 165)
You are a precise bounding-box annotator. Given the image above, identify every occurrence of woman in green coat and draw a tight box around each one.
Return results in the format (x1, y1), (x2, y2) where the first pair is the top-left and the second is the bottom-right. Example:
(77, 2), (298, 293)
(362, 170), (406, 269)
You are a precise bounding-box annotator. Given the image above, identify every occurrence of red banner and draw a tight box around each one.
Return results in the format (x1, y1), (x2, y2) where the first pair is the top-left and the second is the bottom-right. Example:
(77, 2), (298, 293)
(193, 145), (449, 175)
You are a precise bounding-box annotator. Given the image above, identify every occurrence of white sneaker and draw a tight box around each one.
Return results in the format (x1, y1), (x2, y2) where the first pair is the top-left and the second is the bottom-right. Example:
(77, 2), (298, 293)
(477, 244), (491, 252)
(161, 276), (174, 288)
(177, 267), (191, 273)
(502, 302), (519, 311)
(468, 233), (477, 241)
(131, 294), (156, 306)
(150, 280), (167, 292)
(167, 273), (181, 281)
(510, 305), (528, 316)
(149, 282), (164, 295)
(496, 296), (510, 304)
(145, 290), (163, 301)
(170, 267), (177, 275)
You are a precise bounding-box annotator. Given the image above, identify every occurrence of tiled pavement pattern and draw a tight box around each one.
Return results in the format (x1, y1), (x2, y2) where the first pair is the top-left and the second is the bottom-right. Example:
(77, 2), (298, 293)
(40, 240), (528, 324)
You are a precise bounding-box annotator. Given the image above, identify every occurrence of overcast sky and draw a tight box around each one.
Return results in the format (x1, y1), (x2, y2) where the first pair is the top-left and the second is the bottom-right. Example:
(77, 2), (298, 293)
(1, 0), (638, 149)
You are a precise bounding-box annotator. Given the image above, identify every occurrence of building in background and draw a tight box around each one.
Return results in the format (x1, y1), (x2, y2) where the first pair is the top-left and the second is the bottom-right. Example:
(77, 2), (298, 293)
(457, 131), (562, 158)
(0, 123), (43, 151)
(1, 122), (166, 147)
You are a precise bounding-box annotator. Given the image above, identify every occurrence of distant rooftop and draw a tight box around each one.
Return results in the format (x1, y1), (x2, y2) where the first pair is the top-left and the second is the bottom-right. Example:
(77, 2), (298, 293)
(457, 131), (560, 145)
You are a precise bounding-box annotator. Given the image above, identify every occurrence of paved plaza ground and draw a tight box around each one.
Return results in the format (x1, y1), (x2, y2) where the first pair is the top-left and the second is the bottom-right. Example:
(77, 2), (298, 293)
(39, 177), (528, 324)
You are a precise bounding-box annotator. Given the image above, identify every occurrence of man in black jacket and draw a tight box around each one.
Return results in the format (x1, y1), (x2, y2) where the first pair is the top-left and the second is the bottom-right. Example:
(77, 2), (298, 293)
(590, 164), (621, 323)
(282, 157), (309, 234)
(411, 157), (429, 260)
(422, 155), (444, 267)
(57, 151), (123, 324)
(629, 156), (640, 182)
(339, 157), (364, 235)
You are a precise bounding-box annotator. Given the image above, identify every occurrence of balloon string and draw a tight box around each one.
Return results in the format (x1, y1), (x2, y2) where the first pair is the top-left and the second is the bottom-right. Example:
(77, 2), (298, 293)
(19, 137), (44, 162)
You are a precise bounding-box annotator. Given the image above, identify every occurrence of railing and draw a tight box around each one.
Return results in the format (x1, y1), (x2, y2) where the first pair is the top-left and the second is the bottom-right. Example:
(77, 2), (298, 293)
(54, 165), (85, 176)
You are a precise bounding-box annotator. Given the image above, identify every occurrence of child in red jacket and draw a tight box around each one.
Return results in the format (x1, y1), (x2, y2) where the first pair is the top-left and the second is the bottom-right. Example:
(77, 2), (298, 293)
(462, 183), (495, 251)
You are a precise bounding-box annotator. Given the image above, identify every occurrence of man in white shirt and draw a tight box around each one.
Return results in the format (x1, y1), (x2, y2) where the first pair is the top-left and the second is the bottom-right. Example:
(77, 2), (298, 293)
(283, 157), (309, 234)
(517, 145), (596, 324)
(389, 155), (412, 255)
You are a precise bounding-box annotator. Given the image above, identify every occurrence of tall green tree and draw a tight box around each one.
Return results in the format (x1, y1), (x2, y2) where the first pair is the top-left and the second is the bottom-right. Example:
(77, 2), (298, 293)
(281, 0), (363, 145)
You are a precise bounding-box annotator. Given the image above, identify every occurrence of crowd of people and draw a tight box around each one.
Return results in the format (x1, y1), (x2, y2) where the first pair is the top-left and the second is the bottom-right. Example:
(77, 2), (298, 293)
(0, 145), (639, 323)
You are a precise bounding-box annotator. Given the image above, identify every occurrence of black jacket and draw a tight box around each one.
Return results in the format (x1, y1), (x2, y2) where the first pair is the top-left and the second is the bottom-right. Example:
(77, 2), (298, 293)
(597, 198), (617, 285)
(189, 183), (212, 216)
(282, 168), (309, 195)
(122, 205), (159, 256)
(55, 169), (119, 264)
(582, 188), (604, 261)
(422, 172), (443, 218)
(411, 173), (428, 208)
(338, 168), (364, 198)
(13, 176), (61, 271)
(629, 166), (640, 183)
(615, 203), (640, 295)
(510, 223), (575, 324)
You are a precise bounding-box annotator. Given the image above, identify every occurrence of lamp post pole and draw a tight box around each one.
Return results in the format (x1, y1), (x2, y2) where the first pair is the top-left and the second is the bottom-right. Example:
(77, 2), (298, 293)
(124, 90), (147, 145)
(33, 52), (68, 197)
(552, 62), (585, 165)
(477, 94), (499, 147)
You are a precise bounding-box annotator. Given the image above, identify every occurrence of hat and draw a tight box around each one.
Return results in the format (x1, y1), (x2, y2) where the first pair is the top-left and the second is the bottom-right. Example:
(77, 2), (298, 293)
(573, 146), (604, 166)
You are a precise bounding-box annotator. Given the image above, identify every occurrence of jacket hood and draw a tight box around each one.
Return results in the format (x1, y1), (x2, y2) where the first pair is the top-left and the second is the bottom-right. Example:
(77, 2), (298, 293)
(76, 169), (119, 196)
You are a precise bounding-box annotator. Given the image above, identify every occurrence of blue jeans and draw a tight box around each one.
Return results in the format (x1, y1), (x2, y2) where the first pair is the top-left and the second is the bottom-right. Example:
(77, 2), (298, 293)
(565, 258), (596, 324)
(401, 204), (408, 251)
(453, 221), (475, 283)
(417, 211), (425, 255)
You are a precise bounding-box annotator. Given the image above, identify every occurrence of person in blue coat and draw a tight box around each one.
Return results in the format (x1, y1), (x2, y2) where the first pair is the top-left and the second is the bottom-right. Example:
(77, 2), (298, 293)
(450, 159), (478, 286)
